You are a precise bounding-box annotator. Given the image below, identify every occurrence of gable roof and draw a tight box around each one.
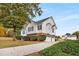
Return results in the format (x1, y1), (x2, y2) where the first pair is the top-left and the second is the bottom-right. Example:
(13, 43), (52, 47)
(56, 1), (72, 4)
(35, 17), (50, 24)
(32, 16), (53, 24)
(22, 16), (57, 29)
(35, 16), (57, 29)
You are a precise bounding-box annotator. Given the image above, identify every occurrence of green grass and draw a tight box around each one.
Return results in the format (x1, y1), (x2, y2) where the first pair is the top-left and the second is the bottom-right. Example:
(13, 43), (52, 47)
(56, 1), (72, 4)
(41, 40), (79, 56)
(0, 40), (40, 48)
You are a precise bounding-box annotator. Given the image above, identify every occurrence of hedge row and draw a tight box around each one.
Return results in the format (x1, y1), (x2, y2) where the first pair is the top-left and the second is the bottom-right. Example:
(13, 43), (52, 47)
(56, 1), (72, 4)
(16, 35), (46, 41)
(28, 35), (46, 41)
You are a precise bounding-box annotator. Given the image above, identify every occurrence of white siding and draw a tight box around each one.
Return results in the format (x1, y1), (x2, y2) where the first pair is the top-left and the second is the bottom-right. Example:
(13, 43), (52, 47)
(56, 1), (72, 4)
(67, 37), (77, 40)
(21, 29), (27, 36)
(42, 18), (55, 35)
(26, 23), (36, 34)
(21, 22), (43, 36)
(21, 17), (56, 39)
(26, 23), (43, 34)
(45, 37), (55, 42)
(35, 24), (42, 33)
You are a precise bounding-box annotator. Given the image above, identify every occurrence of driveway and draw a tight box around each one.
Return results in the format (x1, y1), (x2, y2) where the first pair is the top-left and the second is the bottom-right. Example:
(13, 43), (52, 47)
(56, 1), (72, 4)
(0, 41), (59, 56)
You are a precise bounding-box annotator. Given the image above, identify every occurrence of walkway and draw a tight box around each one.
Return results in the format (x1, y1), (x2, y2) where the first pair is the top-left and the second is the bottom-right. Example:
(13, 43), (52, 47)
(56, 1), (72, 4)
(0, 41), (59, 56)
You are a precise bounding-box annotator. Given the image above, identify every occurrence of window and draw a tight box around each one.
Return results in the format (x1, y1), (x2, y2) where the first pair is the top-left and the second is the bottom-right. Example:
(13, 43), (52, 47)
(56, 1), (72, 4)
(37, 24), (42, 30)
(22, 30), (25, 34)
(28, 27), (30, 32)
(28, 26), (34, 32)
(31, 26), (34, 31)
(52, 25), (55, 33)
(46, 23), (51, 26)
(52, 28), (54, 32)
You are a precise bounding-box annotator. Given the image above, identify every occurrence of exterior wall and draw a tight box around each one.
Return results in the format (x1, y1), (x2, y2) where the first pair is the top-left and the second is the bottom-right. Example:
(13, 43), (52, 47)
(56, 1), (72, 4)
(26, 22), (37, 34)
(35, 24), (42, 33)
(45, 37), (55, 42)
(62, 36), (77, 40)
(21, 17), (56, 37)
(42, 18), (55, 35)
(67, 37), (77, 40)
(21, 22), (35, 36)
(26, 23), (43, 35)
(21, 22), (43, 36)
(21, 29), (27, 36)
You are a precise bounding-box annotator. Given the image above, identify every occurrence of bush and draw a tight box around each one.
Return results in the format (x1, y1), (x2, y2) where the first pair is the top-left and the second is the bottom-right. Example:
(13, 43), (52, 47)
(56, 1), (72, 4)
(41, 40), (79, 56)
(38, 35), (46, 41)
(16, 36), (21, 40)
(6, 30), (14, 37)
(27, 35), (46, 41)
(16, 35), (46, 41)
(16, 36), (30, 41)
(0, 26), (6, 37)
(22, 36), (30, 41)
(29, 36), (37, 41)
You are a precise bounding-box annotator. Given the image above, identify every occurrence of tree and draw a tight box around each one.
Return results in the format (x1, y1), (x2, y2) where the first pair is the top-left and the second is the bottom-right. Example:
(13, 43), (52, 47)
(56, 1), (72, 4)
(65, 33), (71, 37)
(0, 26), (6, 37)
(0, 3), (42, 41)
(72, 31), (79, 40)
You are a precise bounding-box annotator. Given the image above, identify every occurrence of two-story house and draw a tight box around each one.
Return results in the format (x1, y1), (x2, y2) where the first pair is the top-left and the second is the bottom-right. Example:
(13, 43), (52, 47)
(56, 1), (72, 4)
(21, 16), (57, 42)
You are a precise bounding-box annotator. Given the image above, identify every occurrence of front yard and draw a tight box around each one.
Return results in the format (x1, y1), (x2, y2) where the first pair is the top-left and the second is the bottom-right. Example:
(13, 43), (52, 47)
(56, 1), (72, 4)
(41, 40), (79, 56)
(0, 40), (40, 48)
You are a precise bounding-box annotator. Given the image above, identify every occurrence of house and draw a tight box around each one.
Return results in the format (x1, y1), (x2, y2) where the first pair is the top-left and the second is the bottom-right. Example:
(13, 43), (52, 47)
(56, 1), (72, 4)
(21, 16), (57, 42)
(62, 35), (77, 40)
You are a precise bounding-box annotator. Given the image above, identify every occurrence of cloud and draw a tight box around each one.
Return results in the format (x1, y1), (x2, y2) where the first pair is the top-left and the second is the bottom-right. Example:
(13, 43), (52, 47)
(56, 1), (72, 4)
(42, 9), (50, 14)
(59, 14), (79, 21)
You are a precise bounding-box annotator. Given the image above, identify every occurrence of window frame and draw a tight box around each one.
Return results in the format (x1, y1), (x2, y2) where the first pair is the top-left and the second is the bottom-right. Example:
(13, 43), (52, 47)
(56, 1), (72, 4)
(22, 30), (25, 34)
(37, 24), (42, 30)
(28, 26), (34, 32)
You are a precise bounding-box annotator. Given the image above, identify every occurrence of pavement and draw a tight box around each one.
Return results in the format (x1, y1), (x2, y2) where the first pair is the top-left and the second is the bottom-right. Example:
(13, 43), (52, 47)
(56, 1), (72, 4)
(0, 41), (59, 56)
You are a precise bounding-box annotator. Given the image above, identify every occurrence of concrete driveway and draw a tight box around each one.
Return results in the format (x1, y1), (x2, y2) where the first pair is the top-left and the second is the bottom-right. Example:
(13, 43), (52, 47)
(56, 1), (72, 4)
(0, 41), (59, 56)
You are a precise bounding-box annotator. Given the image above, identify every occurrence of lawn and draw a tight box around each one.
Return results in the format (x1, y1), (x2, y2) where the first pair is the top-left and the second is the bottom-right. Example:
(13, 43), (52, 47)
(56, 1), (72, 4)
(40, 40), (79, 56)
(0, 40), (40, 48)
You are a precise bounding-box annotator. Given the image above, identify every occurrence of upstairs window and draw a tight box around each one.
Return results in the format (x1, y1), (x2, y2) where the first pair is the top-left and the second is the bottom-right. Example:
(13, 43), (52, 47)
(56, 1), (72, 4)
(37, 24), (42, 30)
(52, 25), (55, 33)
(31, 26), (34, 31)
(28, 26), (34, 32)
(52, 28), (54, 32)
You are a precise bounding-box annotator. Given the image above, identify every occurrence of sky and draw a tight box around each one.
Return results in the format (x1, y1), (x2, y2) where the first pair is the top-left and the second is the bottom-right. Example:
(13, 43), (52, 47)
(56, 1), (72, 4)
(33, 3), (79, 35)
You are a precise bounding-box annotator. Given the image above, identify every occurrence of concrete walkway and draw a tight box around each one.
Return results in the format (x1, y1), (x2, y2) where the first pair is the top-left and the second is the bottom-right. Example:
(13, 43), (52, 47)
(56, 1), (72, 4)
(0, 41), (59, 56)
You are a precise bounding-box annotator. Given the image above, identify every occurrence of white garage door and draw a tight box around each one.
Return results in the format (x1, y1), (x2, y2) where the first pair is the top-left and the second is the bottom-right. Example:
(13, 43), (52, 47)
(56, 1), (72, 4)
(45, 37), (55, 42)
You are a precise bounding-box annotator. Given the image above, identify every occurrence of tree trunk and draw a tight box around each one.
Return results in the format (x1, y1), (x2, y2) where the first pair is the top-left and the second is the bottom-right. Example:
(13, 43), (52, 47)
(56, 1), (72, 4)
(77, 35), (79, 40)
(76, 33), (79, 40)
(13, 23), (16, 41)
(13, 31), (16, 41)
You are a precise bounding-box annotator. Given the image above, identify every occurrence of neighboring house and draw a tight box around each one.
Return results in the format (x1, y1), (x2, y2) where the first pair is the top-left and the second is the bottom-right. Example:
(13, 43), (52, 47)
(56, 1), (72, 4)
(21, 16), (57, 42)
(62, 35), (77, 40)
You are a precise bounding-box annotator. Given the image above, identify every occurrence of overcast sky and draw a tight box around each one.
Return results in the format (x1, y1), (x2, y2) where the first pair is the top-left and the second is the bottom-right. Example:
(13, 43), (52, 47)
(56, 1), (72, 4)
(33, 3), (79, 35)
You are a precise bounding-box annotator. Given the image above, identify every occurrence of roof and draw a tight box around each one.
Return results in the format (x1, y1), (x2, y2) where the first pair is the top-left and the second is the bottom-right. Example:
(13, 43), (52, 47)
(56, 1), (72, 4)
(22, 16), (57, 29)
(32, 16), (52, 24)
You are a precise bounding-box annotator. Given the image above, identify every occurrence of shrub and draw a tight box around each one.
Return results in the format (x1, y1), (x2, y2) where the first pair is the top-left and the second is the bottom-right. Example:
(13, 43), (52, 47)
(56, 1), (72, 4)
(41, 40), (79, 56)
(16, 36), (30, 41)
(0, 26), (6, 37)
(18, 35), (46, 41)
(27, 35), (46, 41)
(16, 36), (21, 40)
(6, 30), (14, 37)
(23, 36), (30, 41)
(31, 36), (37, 41)
(38, 35), (46, 41)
